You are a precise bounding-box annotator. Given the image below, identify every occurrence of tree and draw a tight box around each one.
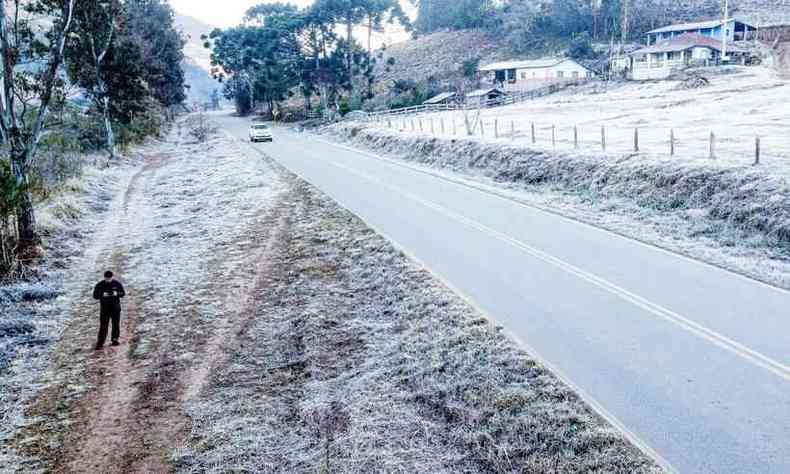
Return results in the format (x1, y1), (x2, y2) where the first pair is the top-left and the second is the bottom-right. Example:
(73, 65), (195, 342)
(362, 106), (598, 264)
(0, 0), (77, 257)
(125, 0), (187, 115)
(360, 0), (410, 55)
(67, 0), (123, 159)
(569, 32), (595, 59)
(413, 0), (495, 33)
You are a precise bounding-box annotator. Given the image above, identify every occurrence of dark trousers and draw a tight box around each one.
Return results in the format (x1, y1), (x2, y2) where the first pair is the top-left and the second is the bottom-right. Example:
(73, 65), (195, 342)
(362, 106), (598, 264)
(97, 312), (121, 346)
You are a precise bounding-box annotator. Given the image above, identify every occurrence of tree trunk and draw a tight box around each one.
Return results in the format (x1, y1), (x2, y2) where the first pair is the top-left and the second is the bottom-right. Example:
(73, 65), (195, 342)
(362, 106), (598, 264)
(10, 150), (40, 259)
(368, 18), (373, 56)
(346, 17), (354, 73)
(102, 96), (115, 160)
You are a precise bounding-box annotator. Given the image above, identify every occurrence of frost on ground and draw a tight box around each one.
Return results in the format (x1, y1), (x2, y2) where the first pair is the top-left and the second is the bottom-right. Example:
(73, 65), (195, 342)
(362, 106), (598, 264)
(325, 69), (790, 289)
(2, 117), (659, 473)
(0, 147), (146, 470)
(383, 66), (790, 163)
(173, 179), (659, 473)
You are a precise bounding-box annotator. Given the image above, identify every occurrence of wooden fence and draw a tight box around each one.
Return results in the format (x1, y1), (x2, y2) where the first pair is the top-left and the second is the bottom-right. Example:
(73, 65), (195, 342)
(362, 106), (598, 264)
(364, 82), (581, 122)
(373, 115), (775, 165)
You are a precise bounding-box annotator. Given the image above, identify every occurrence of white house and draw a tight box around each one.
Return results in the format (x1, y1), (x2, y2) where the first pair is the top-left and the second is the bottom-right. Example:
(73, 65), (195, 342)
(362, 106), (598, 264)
(478, 58), (595, 92)
(628, 33), (746, 80)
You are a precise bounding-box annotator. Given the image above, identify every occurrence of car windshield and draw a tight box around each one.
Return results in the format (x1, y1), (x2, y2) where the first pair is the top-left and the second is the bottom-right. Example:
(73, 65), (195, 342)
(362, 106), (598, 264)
(252, 124), (269, 130)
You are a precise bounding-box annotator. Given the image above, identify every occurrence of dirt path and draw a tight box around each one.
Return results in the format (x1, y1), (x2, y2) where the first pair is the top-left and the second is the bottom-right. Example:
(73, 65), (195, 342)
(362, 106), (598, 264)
(8, 119), (661, 473)
(11, 124), (293, 473)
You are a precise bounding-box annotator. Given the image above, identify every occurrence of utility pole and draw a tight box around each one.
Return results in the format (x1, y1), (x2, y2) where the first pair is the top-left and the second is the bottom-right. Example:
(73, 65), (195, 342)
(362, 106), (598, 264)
(722, 0), (730, 62)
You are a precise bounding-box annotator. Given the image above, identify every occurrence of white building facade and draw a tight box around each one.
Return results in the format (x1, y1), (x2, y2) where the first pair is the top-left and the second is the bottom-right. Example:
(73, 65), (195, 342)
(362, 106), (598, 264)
(478, 58), (595, 92)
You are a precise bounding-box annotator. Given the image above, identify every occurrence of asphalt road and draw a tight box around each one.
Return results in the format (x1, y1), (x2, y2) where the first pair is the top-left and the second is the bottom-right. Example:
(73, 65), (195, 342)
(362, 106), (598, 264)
(217, 114), (790, 473)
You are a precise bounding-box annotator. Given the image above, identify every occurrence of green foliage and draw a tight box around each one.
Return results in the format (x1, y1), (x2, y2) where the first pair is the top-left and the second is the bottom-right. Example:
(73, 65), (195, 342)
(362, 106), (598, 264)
(338, 98), (351, 116)
(568, 32), (595, 59)
(125, 0), (187, 109)
(0, 160), (22, 224)
(0, 159), (21, 271)
(462, 57), (481, 79)
(414, 0), (716, 53)
(414, 0), (497, 33)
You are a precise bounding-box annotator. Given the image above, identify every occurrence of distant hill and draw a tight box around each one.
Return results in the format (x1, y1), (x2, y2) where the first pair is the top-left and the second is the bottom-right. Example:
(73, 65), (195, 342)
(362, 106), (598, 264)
(374, 30), (510, 92)
(174, 13), (219, 104)
(734, 0), (790, 26)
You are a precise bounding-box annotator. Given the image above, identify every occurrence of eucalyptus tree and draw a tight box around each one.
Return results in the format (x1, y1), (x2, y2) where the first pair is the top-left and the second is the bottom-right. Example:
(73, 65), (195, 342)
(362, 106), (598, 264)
(0, 0), (76, 257)
(67, 0), (123, 159)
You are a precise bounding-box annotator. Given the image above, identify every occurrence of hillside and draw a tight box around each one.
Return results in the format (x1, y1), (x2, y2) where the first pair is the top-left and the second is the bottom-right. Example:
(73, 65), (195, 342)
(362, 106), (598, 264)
(735, 0), (790, 25)
(174, 13), (219, 104)
(374, 30), (510, 91)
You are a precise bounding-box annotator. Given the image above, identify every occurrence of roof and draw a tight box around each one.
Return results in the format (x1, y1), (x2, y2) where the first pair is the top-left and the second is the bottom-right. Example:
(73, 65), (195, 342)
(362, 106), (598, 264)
(479, 58), (570, 72)
(647, 18), (755, 35)
(631, 33), (745, 55)
(423, 92), (457, 104)
(465, 88), (505, 98)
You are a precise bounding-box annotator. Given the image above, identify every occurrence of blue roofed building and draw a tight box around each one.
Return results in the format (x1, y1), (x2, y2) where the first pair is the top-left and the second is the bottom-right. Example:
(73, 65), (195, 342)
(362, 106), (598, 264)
(646, 18), (757, 45)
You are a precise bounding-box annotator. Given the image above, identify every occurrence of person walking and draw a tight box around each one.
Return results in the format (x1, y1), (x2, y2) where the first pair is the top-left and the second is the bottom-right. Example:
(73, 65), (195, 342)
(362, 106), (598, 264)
(93, 270), (125, 350)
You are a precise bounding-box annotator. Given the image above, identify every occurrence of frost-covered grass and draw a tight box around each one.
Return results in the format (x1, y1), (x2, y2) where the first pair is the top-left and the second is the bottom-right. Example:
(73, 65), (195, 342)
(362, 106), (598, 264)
(173, 181), (660, 473)
(377, 66), (790, 164)
(326, 95), (790, 289)
(0, 146), (147, 471)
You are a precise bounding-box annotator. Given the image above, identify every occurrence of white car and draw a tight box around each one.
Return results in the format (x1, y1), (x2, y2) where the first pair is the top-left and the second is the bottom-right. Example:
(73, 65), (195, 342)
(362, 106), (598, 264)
(249, 123), (273, 142)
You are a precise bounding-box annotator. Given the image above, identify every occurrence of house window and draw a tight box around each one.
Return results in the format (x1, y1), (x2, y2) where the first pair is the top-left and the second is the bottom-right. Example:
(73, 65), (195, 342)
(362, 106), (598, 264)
(557, 71), (564, 79)
(508, 69), (517, 84)
(521, 72), (527, 80)
(572, 71), (579, 79)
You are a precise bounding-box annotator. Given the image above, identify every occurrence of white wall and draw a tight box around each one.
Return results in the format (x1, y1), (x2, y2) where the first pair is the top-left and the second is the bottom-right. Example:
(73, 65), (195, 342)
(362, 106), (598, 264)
(500, 60), (593, 91)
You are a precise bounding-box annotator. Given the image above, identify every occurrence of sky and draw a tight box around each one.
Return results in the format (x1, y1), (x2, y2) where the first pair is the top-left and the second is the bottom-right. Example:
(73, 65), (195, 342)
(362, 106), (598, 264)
(170, 0), (413, 29)
(170, 0), (312, 28)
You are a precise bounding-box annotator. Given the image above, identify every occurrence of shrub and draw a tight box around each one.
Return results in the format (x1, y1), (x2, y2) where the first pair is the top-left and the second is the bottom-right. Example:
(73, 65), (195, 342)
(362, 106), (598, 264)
(0, 159), (22, 273)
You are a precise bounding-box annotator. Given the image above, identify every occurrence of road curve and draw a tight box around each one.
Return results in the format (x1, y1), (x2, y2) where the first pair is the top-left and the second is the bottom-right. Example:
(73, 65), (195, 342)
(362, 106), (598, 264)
(217, 114), (790, 473)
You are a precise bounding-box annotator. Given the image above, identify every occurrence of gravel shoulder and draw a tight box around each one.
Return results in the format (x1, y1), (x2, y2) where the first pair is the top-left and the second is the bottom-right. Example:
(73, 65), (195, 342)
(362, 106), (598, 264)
(2, 118), (660, 473)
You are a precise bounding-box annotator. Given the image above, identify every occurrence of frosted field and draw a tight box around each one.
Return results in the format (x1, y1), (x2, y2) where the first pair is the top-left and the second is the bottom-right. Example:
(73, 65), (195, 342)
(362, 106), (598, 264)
(377, 66), (790, 169)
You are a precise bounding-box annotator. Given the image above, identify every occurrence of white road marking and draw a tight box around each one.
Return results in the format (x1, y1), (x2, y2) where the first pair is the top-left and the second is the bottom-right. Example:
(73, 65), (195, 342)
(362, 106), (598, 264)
(232, 128), (678, 472)
(312, 133), (790, 298)
(314, 150), (790, 383)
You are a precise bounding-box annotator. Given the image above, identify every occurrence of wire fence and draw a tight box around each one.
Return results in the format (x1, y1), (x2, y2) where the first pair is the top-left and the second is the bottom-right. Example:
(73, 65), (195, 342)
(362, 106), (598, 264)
(364, 82), (585, 121)
(367, 112), (789, 165)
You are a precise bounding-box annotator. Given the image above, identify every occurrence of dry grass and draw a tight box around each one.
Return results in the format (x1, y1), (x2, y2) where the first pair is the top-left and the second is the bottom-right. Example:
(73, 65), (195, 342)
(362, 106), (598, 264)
(173, 180), (660, 473)
(325, 114), (790, 289)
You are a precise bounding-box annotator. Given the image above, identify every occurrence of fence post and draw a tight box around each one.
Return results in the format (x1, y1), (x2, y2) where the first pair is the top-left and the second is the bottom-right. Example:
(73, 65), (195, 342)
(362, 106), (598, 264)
(634, 128), (639, 152)
(480, 120), (485, 138)
(387, 119), (392, 129)
(511, 121), (515, 141)
(495, 119), (499, 139)
(531, 122), (536, 144)
(670, 129), (675, 156)
(709, 131), (716, 159)
(552, 125), (556, 149)
(453, 117), (457, 136)
(573, 125), (579, 149)
(441, 118), (445, 135)
(601, 126), (606, 152)
(411, 118), (415, 132)
(419, 119), (423, 132)
(430, 118), (435, 135)
(754, 136), (761, 165)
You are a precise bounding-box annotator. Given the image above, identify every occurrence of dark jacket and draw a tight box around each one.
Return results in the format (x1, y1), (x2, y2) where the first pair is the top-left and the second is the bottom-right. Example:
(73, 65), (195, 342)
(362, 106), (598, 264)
(93, 280), (125, 315)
